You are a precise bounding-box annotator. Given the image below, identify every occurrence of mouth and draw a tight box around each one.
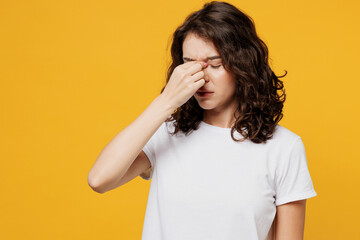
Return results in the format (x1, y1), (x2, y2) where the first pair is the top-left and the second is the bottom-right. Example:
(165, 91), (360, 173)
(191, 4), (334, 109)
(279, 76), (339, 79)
(196, 92), (214, 97)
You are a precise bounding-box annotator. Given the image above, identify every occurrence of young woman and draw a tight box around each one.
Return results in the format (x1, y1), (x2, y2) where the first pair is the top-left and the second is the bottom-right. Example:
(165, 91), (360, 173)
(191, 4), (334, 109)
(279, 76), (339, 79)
(88, 1), (317, 239)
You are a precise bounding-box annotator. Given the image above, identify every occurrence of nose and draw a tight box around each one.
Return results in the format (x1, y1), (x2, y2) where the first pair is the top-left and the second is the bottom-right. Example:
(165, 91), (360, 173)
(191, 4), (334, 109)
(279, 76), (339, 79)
(198, 60), (210, 83)
(203, 69), (210, 83)
(204, 75), (209, 83)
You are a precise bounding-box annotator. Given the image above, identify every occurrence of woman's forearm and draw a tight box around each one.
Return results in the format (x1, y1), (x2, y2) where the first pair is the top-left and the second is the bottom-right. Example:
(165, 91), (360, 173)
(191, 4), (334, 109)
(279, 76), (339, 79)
(87, 93), (174, 193)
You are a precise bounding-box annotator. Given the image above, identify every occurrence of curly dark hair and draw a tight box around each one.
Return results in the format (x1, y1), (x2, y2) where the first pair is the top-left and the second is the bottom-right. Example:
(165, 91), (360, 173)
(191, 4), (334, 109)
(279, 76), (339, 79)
(160, 1), (287, 144)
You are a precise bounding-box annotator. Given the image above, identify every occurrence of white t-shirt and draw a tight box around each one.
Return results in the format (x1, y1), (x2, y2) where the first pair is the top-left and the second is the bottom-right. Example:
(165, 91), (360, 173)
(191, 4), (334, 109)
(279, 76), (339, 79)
(140, 120), (317, 240)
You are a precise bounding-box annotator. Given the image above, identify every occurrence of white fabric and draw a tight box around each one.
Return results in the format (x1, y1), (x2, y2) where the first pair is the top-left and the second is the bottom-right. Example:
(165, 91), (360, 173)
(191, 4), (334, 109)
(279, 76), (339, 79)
(140, 120), (317, 240)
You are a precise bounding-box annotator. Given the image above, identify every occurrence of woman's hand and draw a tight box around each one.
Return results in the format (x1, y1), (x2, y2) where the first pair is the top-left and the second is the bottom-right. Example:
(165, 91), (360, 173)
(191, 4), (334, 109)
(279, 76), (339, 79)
(161, 61), (208, 110)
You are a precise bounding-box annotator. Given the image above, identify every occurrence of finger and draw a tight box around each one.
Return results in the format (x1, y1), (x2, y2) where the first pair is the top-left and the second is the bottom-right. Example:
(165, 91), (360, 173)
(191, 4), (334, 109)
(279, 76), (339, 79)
(185, 62), (208, 76)
(182, 60), (207, 70)
(189, 70), (205, 81)
(193, 78), (206, 88)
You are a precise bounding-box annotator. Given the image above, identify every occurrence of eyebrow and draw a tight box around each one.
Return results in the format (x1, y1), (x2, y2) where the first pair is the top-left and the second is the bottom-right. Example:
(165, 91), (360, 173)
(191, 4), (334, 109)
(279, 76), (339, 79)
(183, 56), (221, 61)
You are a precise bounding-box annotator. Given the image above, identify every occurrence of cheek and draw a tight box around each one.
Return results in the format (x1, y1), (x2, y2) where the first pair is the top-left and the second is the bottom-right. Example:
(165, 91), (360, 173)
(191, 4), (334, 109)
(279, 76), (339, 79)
(208, 68), (227, 78)
(209, 68), (233, 81)
(211, 70), (236, 89)
(218, 76), (237, 100)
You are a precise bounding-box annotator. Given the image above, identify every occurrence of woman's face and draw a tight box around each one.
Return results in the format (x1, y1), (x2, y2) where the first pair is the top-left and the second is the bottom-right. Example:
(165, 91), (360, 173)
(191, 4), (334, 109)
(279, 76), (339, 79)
(182, 33), (238, 113)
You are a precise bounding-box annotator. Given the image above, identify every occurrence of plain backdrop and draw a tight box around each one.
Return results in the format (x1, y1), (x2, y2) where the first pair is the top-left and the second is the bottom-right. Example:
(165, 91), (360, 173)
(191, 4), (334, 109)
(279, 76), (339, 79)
(1, 0), (359, 239)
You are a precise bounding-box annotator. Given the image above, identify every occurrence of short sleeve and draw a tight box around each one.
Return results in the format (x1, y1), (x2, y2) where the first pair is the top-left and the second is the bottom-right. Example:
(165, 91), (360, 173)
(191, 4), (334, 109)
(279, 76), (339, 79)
(274, 137), (317, 206)
(139, 121), (167, 180)
(140, 138), (155, 180)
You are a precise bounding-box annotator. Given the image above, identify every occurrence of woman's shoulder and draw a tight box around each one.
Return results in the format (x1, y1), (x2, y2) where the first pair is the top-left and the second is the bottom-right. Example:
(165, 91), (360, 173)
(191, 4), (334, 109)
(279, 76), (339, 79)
(268, 124), (302, 147)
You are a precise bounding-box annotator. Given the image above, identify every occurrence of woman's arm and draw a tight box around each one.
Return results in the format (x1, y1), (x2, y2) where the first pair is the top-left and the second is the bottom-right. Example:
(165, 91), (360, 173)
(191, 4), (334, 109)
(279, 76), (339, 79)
(87, 61), (207, 193)
(274, 199), (307, 240)
(87, 94), (174, 193)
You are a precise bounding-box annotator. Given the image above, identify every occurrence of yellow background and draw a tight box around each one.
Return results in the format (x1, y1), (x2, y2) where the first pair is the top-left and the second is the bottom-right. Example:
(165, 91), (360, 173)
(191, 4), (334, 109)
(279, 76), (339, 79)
(1, 0), (359, 239)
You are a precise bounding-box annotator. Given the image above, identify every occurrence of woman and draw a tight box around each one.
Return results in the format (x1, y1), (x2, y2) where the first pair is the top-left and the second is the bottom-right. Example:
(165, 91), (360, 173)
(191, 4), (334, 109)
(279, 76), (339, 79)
(88, 1), (317, 239)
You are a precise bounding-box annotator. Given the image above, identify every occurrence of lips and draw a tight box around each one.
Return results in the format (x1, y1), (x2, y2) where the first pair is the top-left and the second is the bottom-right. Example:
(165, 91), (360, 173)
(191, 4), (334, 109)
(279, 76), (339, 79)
(196, 90), (213, 93)
(196, 92), (214, 98)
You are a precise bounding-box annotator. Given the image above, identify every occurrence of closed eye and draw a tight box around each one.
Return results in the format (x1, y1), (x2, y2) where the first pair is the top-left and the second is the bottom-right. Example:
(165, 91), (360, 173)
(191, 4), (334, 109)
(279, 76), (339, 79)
(210, 65), (221, 69)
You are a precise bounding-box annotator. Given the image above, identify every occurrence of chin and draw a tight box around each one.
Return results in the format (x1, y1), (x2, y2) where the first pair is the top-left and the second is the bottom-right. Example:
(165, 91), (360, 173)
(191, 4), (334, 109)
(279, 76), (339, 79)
(196, 100), (215, 110)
